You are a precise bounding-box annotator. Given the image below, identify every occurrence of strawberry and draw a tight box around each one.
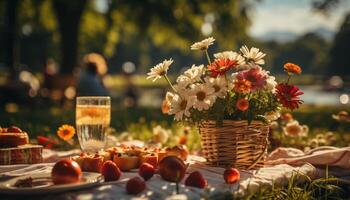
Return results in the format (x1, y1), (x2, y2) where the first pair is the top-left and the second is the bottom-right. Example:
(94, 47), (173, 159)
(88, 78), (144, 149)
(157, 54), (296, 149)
(126, 177), (146, 195)
(138, 163), (155, 181)
(101, 160), (122, 182)
(7, 126), (22, 133)
(185, 171), (207, 188)
(223, 168), (240, 184)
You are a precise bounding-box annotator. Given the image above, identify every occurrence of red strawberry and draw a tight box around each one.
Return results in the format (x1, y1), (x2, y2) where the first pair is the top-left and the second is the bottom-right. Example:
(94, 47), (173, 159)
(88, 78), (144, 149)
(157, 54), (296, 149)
(223, 168), (240, 184)
(126, 177), (146, 195)
(101, 161), (122, 182)
(7, 126), (22, 133)
(139, 163), (155, 181)
(185, 171), (207, 188)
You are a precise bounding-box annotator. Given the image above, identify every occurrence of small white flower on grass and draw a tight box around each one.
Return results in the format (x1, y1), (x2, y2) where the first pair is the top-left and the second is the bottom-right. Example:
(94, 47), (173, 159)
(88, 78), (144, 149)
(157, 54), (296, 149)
(152, 125), (171, 144)
(190, 37), (215, 50)
(205, 76), (228, 98)
(214, 51), (245, 66)
(283, 120), (309, 137)
(169, 94), (195, 121)
(265, 75), (277, 92)
(191, 83), (216, 111)
(184, 64), (204, 82)
(147, 58), (173, 82)
(265, 111), (281, 121)
(240, 45), (266, 65)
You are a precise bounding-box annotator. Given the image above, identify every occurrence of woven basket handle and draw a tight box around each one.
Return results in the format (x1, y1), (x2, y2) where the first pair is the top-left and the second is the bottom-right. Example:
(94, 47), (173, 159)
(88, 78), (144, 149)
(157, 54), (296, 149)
(247, 137), (269, 170)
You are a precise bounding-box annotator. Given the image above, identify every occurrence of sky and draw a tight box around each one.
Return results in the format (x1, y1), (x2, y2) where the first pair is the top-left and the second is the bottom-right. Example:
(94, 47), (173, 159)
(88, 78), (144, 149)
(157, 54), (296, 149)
(94, 0), (350, 38)
(249, 0), (350, 37)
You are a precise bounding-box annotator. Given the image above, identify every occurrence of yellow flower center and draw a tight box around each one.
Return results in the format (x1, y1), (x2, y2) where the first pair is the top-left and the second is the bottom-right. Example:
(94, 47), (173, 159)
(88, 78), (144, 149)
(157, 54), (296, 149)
(180, 100), (187, 110)
(196, 91), (206, 101)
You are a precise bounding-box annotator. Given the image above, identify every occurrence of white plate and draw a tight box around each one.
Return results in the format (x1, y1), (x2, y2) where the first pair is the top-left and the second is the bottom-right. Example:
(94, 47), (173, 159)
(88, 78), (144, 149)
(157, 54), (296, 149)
(0, 172), (104, 195)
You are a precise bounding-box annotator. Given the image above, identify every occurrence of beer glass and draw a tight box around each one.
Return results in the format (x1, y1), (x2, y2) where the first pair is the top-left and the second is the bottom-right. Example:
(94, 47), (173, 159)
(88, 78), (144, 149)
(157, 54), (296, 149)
(76, 96), (111, 152)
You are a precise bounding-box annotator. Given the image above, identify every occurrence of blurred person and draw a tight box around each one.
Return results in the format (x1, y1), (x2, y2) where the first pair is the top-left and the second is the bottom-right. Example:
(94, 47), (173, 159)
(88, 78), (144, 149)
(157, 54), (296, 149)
(77, 61), (109, 96)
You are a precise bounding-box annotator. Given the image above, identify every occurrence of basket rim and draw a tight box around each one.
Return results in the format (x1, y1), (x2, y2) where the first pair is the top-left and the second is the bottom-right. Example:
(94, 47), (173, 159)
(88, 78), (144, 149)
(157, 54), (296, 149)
(200, 120), (267, 126)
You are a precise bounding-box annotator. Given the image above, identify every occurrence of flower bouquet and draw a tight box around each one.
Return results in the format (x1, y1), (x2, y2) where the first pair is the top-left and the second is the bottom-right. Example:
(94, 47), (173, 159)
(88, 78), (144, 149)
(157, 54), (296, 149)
(147, 37), (304, 169)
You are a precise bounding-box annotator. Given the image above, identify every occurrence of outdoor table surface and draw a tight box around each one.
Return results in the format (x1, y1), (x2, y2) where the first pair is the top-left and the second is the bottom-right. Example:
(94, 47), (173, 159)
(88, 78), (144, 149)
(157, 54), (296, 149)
(0, 154), (317, 200)
(2, 146), (350, 199)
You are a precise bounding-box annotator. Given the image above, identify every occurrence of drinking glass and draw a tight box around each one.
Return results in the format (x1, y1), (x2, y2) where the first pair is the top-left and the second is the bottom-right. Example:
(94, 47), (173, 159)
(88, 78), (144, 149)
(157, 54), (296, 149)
(76, 96), (111, 152)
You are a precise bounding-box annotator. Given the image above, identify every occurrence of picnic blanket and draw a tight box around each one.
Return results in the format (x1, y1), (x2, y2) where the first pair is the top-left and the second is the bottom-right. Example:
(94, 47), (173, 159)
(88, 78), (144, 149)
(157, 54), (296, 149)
(0, 146), (349, 199)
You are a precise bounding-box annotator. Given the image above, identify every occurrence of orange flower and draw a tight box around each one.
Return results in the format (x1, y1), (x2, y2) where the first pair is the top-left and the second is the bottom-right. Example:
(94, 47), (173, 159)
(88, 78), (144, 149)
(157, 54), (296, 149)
(284, 63), (302, 75)
(57, 124), (76, 141)
(234, 79), (252, 93)
(161, 99), (170, 114)
(179, 135), (187, 145)
(281, 113), (294, 122)
(236, 98), (249, 111)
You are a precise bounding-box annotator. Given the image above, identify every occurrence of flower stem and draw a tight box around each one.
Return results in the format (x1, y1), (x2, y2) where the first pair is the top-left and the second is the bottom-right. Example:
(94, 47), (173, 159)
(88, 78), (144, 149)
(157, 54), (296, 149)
(286, 75), (291, 84)
(205, 50), (211, 65)
(164, 75), (177, 92)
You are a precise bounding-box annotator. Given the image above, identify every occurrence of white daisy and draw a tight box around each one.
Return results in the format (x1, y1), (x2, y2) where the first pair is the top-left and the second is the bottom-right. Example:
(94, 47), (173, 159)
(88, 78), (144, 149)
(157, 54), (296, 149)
(165, 92), (175, 102)
(214, 51), (245, 66)
(240, 45), (266, 65)
(147, 58), (173, 82)
(183, 64), (204, 82)
(176, 75), (192, 88)
(190, 37), (215, 50)
(265, 75), (277, 93)
(168, 94), (195, 121)
(190, 83), (216, 111)
(205, 76), (228, 98)
(152, 125), (170, 144)
(227, 72), (238, 90)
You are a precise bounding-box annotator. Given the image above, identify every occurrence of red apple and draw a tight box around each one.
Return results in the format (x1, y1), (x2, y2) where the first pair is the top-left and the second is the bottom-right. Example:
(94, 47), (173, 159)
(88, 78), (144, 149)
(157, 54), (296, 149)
(223, 168), (240, 184)
(52, 159), (82, 185)
(139, 163), (155, 181)
(126, 176), (146, 195)
(101, 160), (122, 182)
(6, 126), (22, 133)
(159, 156), (187, 182)
(185, 171), (207, 188)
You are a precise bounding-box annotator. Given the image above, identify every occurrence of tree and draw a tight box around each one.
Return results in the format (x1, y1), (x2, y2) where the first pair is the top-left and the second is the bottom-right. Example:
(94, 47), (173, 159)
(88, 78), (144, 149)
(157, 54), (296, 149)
(52, 0), (87, 74)
(329, 13), (350, 76)
(3, 0), (19, 78)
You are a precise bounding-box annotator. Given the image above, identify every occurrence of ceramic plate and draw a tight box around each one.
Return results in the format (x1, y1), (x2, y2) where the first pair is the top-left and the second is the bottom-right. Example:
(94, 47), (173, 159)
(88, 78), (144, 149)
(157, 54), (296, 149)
(0, 172), (103, 195)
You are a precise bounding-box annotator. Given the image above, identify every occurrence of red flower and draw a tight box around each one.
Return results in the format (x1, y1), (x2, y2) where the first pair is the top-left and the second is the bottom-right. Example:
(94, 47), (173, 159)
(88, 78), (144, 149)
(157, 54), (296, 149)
(276, 83), (304, 110)
(208, 58), (238, 77)
(37, 136), (58, 149)
(236, 98), (249, 111)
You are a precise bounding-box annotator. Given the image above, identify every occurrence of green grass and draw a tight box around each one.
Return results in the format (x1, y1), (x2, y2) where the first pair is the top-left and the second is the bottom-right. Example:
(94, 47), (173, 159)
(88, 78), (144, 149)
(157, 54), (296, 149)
(1, 103), (349, 198)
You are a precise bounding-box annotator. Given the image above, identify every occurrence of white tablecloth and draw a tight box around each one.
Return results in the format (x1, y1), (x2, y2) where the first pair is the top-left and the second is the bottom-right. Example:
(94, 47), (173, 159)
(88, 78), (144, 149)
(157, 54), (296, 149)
(1, 146), (350, 199)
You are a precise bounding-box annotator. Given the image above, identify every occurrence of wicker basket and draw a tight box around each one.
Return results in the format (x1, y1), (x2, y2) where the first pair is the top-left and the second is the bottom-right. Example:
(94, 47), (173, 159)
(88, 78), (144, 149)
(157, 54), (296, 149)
(199, 120), (269, 170)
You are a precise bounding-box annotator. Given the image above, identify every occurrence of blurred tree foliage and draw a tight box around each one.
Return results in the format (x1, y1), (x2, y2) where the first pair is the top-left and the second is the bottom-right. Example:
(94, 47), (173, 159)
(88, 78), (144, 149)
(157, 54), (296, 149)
(329, 13), (350, 77)
(0, 0), (349, 77)
(0, 0), (253, 74)
(312, 0), (350, 77)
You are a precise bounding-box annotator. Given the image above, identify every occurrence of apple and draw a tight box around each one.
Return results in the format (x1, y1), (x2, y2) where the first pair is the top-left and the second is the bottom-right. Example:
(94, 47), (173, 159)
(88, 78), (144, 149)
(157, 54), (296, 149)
(158, 156), (187, 182)
(185, 171), (207, 188)
(139, 163), (155, 181)
(52, 159), (82, 185)
(101, 160), (122, 182)
(126, 177), (146, 195)
(223, 168), (240, 184)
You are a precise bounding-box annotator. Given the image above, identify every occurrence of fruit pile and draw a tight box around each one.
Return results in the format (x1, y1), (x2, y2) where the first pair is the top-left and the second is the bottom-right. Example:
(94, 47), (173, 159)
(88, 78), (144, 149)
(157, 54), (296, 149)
(53, 147), (241, 196)
(71, 145), (189, 172)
